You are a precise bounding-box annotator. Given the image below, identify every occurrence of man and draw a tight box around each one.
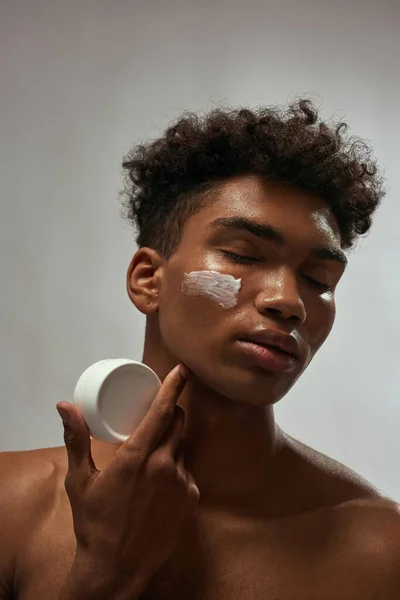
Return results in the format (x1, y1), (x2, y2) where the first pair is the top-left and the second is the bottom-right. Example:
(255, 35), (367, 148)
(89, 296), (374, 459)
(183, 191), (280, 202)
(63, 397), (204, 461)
(1, 99), (399, 599)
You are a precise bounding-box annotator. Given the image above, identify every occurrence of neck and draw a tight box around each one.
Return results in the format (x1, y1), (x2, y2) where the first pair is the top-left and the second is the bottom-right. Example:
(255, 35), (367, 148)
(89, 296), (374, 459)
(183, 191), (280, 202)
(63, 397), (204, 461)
(138, 334), (293, 519)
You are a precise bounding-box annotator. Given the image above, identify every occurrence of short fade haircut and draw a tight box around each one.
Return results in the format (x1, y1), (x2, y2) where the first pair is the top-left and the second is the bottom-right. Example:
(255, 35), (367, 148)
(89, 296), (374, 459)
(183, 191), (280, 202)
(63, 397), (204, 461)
(121, 99), (385, 258)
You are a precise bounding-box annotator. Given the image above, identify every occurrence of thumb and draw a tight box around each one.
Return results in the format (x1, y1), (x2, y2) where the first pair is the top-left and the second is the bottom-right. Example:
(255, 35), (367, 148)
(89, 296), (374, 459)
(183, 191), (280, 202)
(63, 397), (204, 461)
(56, 402), (97, 489)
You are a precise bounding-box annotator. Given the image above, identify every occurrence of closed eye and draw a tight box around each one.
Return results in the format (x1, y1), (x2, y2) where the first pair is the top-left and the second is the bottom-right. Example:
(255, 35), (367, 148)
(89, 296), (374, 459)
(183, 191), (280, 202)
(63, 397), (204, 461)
(221, 250), (261, 264)
(223, 251), (332, 290)
(303, 276), (331, 291)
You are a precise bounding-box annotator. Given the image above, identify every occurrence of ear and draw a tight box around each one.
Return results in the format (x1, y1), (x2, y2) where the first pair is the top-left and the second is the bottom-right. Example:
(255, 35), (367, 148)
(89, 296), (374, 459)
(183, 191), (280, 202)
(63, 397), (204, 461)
(126, 247), (164, 315)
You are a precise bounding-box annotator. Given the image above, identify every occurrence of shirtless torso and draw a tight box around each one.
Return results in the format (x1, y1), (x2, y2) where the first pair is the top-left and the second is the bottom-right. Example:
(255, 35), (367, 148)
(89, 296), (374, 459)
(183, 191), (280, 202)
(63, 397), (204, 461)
(1, 434), (399, 600)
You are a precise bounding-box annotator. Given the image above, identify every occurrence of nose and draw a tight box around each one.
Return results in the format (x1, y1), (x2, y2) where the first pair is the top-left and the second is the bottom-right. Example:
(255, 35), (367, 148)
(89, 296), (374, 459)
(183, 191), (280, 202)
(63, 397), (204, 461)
(254, 269), (307, 324)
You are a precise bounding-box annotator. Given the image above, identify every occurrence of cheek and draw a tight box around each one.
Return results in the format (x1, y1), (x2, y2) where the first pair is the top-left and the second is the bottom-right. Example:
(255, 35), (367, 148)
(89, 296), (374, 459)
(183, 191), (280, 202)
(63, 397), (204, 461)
(308, 293), (336, 351)
(158, 296), (221, 366)
(181, 270), (242, 309)
(158, 270), (240, 358)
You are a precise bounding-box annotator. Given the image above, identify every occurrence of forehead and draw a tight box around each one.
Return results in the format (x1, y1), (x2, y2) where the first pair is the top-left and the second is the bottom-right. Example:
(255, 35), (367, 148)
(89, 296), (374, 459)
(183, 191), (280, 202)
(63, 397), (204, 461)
(186, 174), (342, 245)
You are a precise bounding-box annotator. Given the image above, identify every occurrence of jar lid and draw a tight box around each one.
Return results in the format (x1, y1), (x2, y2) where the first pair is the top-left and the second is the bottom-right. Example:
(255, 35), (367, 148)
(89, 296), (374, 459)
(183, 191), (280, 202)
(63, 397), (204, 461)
(73, 359), (161, 444)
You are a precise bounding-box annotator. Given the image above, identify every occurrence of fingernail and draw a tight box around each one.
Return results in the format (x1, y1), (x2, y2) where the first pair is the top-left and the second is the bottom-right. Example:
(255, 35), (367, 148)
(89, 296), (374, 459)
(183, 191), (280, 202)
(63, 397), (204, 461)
(57, 406), (71, 425)
(179, 364), (190, 379)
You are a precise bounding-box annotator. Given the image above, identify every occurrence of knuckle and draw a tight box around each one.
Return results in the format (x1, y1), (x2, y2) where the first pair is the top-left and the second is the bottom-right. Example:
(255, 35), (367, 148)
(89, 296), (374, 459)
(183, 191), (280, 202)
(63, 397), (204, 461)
(174, 470), (187, 491)
(64, 472), (77, 496)
(121, 440), (146, 465)
(150, 454), (176, 478)
(153, 403), (174, 424)
(63, 427), (80, 447)
(186, 481), (200, 502)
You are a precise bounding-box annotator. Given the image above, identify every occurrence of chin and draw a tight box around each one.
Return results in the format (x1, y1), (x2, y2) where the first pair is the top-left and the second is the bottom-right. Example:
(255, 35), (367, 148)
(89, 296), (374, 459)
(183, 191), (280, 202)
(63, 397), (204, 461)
(190, 361), (296, 408)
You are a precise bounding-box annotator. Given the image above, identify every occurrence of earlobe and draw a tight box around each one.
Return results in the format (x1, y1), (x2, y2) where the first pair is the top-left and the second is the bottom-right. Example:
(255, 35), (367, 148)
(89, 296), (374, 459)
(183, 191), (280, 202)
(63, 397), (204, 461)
(126, 247), (163, 315)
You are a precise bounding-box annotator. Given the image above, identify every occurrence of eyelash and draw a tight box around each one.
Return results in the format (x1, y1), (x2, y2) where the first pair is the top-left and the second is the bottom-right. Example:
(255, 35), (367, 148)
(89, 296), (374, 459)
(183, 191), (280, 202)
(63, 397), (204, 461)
(221, 250), (261, 264)
(221, 251), (331, 291)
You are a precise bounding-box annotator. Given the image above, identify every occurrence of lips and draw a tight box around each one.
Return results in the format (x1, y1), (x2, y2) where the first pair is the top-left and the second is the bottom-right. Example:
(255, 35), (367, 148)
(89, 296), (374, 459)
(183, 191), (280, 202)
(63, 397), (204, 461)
(240, 329), (300, 359)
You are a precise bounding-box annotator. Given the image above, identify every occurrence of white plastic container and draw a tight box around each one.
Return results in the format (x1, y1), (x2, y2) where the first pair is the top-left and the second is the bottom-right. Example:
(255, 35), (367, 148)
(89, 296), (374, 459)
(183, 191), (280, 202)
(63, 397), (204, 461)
(73, 359), (161, 444)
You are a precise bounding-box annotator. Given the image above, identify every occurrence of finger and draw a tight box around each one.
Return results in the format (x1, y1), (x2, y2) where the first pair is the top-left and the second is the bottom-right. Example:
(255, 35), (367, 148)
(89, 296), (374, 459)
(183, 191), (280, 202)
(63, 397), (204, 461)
(175, 441), (187, 480)
(56, 402), (98, 492)
(158, 406), (185, 458)
(185, 470), (200, 502)
(120, 364), (189, 458)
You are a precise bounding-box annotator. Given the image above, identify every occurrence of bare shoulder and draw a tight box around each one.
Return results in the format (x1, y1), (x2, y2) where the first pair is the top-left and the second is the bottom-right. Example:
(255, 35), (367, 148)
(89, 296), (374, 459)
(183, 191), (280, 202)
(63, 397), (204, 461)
(0, 445), (67, 511)
(285, 433), (400, 595)
(284, 432), (391, 501)
(0, 446), (67, 597)
(334, 495), (400, 551)
(332, 496), (400, 596)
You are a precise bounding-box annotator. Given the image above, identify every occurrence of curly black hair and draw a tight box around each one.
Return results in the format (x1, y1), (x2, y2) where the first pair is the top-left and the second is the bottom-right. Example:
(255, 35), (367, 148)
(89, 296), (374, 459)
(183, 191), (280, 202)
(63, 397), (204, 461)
(121, 99), (385, 258)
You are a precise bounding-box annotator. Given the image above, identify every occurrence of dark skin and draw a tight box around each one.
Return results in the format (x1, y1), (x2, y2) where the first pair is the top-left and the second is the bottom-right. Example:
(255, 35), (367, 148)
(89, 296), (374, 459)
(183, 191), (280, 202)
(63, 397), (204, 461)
(1, 174), (400, 599)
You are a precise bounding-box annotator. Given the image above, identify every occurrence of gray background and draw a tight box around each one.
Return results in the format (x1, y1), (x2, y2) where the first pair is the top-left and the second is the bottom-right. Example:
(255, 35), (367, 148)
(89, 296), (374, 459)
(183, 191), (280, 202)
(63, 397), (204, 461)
(1, 0), (399, 500)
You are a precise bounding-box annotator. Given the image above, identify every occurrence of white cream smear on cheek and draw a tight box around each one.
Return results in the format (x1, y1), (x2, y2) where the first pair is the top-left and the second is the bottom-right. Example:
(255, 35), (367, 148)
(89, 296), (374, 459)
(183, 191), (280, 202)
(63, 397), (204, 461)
(181, 270), (242, 309)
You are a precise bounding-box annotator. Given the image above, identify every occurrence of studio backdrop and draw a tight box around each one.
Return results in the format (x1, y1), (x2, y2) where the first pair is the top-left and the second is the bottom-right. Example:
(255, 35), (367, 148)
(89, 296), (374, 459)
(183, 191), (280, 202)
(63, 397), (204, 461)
(1, 0), (399, 500)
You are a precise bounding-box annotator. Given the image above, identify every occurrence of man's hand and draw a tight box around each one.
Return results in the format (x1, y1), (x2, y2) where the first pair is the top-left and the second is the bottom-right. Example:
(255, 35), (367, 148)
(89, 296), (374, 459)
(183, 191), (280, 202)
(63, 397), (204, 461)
(56, 363), (199, 600)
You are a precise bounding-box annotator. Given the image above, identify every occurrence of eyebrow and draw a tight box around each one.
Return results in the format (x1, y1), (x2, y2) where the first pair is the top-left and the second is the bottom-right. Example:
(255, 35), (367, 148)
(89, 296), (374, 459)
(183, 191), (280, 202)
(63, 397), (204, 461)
(207, 216), (348, 268)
